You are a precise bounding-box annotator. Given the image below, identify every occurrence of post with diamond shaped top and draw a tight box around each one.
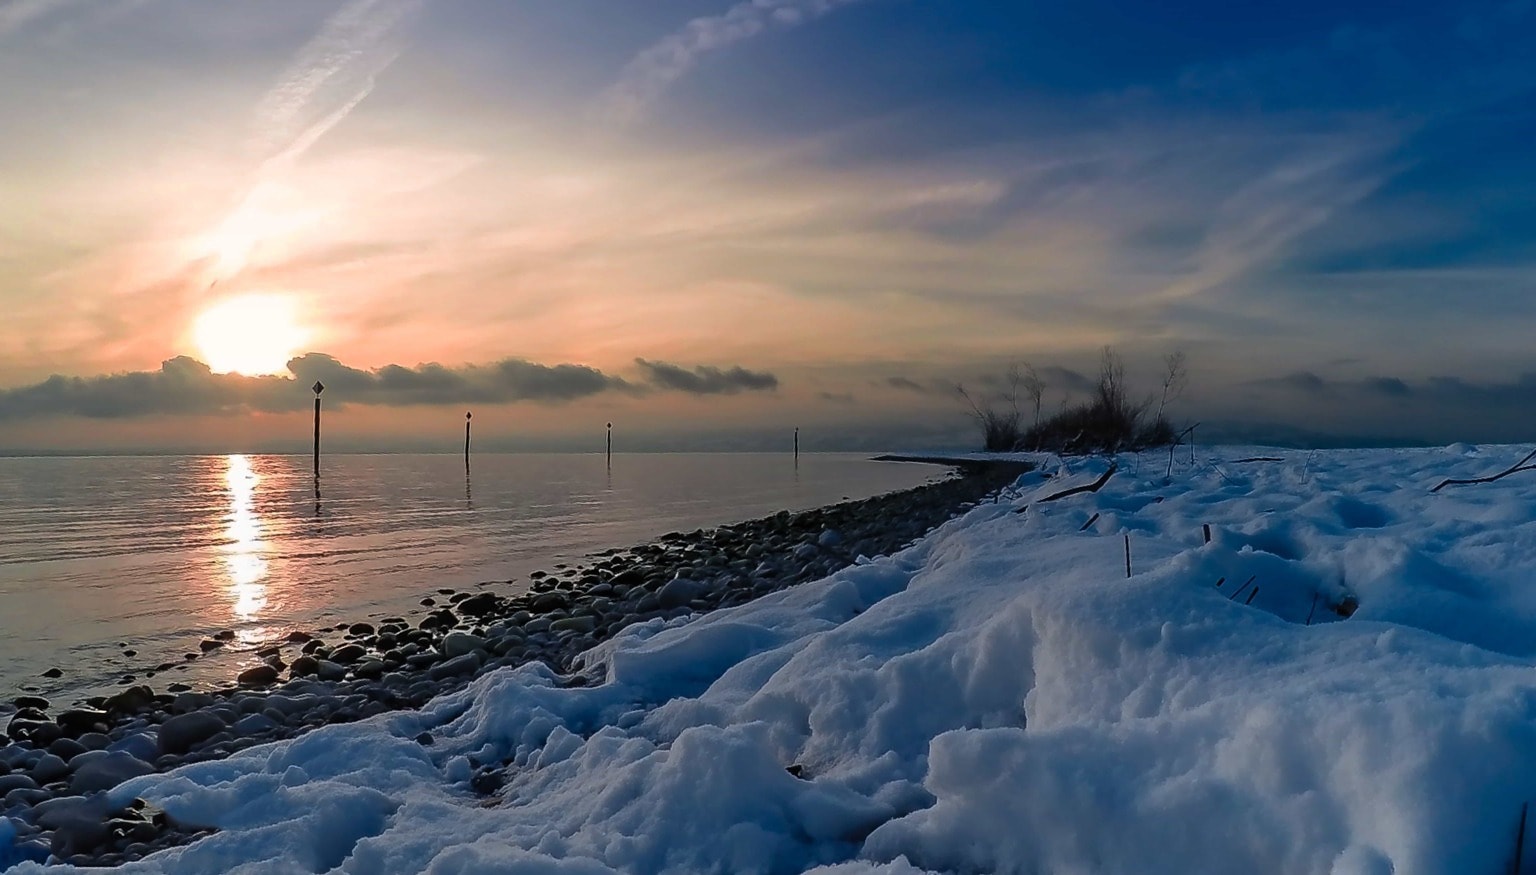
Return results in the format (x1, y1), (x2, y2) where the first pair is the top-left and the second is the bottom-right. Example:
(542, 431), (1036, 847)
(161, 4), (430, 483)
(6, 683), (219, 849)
(312, 381), (325, 478)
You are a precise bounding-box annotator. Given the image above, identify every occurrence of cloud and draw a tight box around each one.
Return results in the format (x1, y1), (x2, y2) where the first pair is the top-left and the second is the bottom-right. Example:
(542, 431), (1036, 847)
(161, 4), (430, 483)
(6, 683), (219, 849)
(0, 354), (776, 421)
(885, 376), (936, 393)
(1261, 371), (1330, 394)
(816, 391), (856, 405)
(0, 0), (72, 38)
(1254, 370), (1536, 408)
(252, 0), (419, 168)
(599, 0), (873, 123)
(634, 359), (779, 395)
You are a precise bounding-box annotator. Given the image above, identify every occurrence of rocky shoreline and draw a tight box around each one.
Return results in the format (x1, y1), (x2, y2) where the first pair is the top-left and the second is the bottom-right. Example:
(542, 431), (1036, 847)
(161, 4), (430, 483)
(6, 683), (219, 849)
(0, 460), (1028, 868)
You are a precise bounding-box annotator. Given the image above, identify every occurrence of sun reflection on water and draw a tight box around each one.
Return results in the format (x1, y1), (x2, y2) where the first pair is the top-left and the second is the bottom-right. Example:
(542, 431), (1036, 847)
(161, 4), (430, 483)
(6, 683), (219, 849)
(223, 454), (268, 627)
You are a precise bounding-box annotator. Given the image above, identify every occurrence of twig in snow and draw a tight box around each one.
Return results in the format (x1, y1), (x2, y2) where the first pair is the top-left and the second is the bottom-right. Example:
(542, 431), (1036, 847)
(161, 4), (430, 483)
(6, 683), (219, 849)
(1232, 456), (1285, 463)
(1079, 513), (1100, 532)
(1228, 575), (1258, 602)
(1244, 586), (1260, 606)
(1431, 448), (1536, 493)
(1038, 464), (1117, 503)
(1305, 593), (1319, 626)
(1124, 534), (1132, 578)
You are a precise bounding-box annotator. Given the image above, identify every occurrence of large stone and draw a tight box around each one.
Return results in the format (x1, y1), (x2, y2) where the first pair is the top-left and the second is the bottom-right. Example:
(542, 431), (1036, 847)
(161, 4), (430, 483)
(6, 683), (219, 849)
(428, 653), (481, 681)
(236, 664), (279, 686)
(69, 752), (155, 795)
(104, 686), (155, 716)
(316, 660), (348, 681)
(107, 733), (159, 762)
(457, 593), (500, 617)
(289, 655), (320, 677)
(550, 616), (596, 634)
(657, 576), (704, 609)
(158, 712), (225, 756)
(0, 773), (38, 794)
(329, 644), (367, 664)
(441, 632), (486, 659)
(30, 753), (69, 784)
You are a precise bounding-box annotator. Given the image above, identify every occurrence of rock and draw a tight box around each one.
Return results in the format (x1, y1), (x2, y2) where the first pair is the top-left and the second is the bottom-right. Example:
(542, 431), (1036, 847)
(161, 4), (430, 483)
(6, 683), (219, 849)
(818, 529), (842, 547)
(348, 622), (375, 635)
(104, 686), (155, 716)
(13, 695), (49, 710)
(55, 708), (111, 736)
(236, 665), (279, 686)
(316, 660), (347, 681)
(30, 753), (69, 784)
(77, 732), (111, 752)
(233, 714), (276, 737)
(42, 668), (63, 678)
(353, 659), (387, 679)
(441, 632), (486, 659)
(198, 639), (224, 652)
(37, 797), (112, 857)
(457, 593), (500, 617)
(172, 692), (215, 713)
(289, 655), (320, 677)
(428, 653), (481, 681)
(0, 773), (39, 794)
(158, 712), (225, 756)
(48, 737), (88, 761)
(107, 733), (158, 762)
(329, 644), (367, 664)
(657, 576), (704, 609)
(69, 753), (155, 795)
(551, 616), (596, 634)
(285, 630), (313, 643)
(531, 592), (569, 612)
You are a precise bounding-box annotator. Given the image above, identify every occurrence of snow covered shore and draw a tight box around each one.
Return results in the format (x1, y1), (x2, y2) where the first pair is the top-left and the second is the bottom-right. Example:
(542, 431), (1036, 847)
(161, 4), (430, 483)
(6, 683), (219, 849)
(9, 445), (1536, 874)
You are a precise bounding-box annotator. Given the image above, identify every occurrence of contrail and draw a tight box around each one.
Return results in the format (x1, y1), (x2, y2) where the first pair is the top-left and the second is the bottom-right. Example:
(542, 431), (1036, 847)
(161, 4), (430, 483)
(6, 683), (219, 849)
(250, 0), (418, 170)
(198, 0), (417, 284)
(0, 0), (74, 38)
(599, 0), (874, 124)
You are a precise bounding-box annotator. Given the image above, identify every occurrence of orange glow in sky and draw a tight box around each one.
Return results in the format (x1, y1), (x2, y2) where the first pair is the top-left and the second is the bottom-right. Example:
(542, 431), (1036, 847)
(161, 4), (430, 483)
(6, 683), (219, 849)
(192, 294), (310, 376)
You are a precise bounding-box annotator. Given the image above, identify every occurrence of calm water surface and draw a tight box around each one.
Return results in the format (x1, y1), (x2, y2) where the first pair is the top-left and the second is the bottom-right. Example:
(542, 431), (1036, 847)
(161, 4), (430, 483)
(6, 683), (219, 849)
(0, 453), (943, 703)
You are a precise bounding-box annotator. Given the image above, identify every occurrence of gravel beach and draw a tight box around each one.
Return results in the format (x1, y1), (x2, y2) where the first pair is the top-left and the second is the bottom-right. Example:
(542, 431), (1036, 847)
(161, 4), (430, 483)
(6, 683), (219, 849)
(0, 459), (1027, 867)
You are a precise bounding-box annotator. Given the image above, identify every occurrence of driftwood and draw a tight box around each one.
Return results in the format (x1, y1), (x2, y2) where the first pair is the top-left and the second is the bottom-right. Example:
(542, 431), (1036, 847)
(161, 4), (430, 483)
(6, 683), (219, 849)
(1431, 448), (1536, 493)
(1231, 456), (1284, 463)
(1014, 464), (1118, 513)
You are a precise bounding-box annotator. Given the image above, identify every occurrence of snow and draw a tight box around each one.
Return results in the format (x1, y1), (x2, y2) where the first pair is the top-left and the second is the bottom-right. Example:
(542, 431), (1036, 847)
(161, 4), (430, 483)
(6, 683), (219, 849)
(12, 445), (1536, 874)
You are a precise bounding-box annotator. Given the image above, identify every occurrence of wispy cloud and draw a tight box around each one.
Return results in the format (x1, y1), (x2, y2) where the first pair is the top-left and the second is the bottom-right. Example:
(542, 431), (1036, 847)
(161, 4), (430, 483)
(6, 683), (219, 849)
(251, 0), (418, 169)
(0, 0), (71, 38)
(200, 0), (419, 284)
(599, 0), (874, 123)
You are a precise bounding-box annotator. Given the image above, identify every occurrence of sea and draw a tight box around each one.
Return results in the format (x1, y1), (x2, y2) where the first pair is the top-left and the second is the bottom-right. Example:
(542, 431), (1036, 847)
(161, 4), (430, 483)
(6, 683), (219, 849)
(0, 452), (944, 705)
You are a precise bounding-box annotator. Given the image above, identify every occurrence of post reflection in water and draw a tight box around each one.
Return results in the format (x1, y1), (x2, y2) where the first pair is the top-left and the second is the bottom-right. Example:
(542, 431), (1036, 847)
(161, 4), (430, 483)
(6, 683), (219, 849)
(223, 455), (269, 630)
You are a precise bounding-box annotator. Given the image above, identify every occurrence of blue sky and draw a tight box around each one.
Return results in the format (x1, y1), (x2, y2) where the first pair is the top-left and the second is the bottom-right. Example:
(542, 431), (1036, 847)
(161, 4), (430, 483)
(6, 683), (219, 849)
(0, 0), (1533, 451)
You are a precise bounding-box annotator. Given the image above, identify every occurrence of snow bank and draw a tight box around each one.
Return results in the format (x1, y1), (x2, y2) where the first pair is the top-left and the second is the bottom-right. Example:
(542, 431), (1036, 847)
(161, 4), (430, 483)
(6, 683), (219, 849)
(14, 445), (1536, 874)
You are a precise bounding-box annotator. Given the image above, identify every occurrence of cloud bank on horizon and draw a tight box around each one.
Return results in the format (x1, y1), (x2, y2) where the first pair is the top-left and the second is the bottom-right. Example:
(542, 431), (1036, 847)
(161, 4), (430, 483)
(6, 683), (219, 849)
(0, 0), (1533, 448)
(0, 355), (781, 421)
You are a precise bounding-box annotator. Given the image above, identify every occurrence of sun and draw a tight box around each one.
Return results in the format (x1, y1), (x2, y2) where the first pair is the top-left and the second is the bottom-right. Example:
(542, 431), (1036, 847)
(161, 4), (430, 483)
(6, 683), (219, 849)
(193, 294), (310, 376)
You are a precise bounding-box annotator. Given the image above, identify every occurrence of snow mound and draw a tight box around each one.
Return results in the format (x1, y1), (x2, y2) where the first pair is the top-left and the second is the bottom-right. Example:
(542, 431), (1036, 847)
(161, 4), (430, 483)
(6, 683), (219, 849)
(15, 446), (1536, 874)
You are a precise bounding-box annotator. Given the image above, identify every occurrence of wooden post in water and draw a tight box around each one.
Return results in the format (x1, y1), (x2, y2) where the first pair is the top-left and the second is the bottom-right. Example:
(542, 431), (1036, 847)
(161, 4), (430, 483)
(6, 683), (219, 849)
(311, 381), (325, 477)
(606, 422), (612, 467)
(464, 411), (472, 472)
(794, 427), (799, 462)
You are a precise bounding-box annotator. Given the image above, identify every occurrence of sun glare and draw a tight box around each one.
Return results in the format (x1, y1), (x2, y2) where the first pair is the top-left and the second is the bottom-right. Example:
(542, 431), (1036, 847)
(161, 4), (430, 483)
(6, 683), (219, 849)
(193, 294), (309, 376)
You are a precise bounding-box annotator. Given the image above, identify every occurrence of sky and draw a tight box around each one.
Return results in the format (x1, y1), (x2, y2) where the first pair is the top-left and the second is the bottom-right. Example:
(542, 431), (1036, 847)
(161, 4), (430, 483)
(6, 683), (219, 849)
(1, 0), (1534, 452)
